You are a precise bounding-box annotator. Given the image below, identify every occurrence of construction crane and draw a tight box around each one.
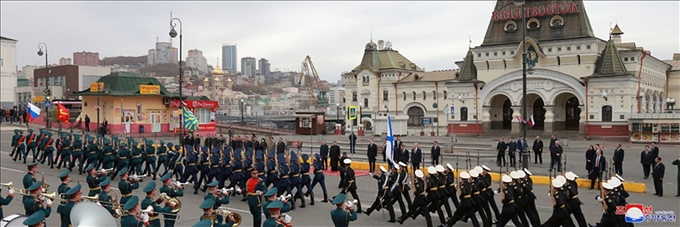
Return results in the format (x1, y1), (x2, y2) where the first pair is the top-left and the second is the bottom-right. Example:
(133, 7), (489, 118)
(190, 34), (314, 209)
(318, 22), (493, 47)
(298, 55), (328, 108)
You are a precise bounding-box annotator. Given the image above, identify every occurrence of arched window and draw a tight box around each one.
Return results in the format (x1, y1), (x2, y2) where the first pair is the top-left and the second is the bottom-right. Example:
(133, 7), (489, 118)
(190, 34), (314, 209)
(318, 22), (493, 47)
(402, 91), (406, 101)
(342, 97), (346, 103)
(422, 91), (427, 100)
(363, 98), (369, 108)
(352, 91), (357, 102)
(407, 107), (424, 126)
(602, 105), (613, 122)
(460, 107), (469, 121)
(432, 91), (437, 100)
(382, 90), (389, 101)
(412, 91), (416, 101)
(443, 90), (448, 100)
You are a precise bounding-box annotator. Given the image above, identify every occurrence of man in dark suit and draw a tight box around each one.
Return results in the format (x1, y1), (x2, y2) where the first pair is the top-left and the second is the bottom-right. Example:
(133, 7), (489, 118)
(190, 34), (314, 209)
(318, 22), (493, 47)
(382, 141), (387, 163)
(652, 156), (665, 197)
(411, 143), (422, 171)
(496, 138), (507, 167)
(507, 137), (518, 167)
(348, 132), (357, 154)
(366, 139), (378, 172)
(431, 141), (441, 166)
(319, 140), (329, 170)
(394, 136), (403, 156)
(650, 142), (659, 160)
(551, 140), (564, 172)
(613, 143), (625, 176)
(276, 137), (286, 154)
(532, 135), (543, 164)
(589, 149), (606, 189)
(640, 145), (653, 179)
(517, 136), (526, 163)
(399, 144), (409, 171)
(549, 134), (558, 166)
(329, 141), (341, 171)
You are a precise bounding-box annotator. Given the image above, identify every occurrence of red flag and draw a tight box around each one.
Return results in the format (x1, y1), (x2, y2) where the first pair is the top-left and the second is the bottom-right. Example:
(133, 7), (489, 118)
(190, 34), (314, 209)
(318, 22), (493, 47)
(57, 103), (70, 123)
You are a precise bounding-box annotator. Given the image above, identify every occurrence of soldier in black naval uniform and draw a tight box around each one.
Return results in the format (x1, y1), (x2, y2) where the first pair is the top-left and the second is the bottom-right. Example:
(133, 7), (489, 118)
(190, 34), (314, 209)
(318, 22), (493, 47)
(396, 163), (412, 208)
(364, 166), (395, 222)
(435, 165), (453, 220)
(565, 171), (587, 227)
(397, 169), (432, 226)
(521, 169), (542, 226)
(339, 159), (362, 213)
(541, 178), (575, 227)
(444, 164), (459, 208)
(510, 171), (530, 227)
(389, 164), (407, 216)
(446, 171), (480, 227)
(590, 182), (620, 227)
(496, 174), (522, 227)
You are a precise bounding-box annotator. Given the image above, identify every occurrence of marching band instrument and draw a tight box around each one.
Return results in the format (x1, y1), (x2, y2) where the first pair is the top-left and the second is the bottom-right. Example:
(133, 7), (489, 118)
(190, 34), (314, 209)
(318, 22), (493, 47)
(345, 199), (358, 211)
(278, 193), (292, 201)
(0, 182), (12, 189)
(81, 194), (100, 202)
(41, 192), (58, 201)
(159, 193), (182, 213)
(129, 174), (147, 182)
(1, 213), (28, 227)
(14, 189), (30, 196)
(141, 206), (154, 214)
(39, 172), (49, 192)
(213, 208), (242, 227)
(97, 168), (114, 175)
(71, 201), (117, 226)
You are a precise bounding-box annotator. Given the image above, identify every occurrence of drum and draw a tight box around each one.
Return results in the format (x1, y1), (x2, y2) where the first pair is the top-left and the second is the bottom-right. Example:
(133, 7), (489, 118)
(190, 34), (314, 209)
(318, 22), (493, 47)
(0, 214), (27, 227)
(70, 201), (117, 227)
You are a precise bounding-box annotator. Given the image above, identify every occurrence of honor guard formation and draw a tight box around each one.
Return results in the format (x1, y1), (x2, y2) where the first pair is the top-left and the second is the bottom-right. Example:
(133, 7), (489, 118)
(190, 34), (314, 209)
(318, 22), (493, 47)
(1, 129), (639, 227)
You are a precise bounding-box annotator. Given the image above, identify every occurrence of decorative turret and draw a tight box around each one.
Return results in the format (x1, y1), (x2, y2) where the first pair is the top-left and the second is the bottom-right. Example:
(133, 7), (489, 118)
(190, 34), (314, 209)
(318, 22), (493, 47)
(458, 50), (478, 81)
(594, 38), (629, 77)
(226, 72), (233, 90)
(610, 24), (624, 44)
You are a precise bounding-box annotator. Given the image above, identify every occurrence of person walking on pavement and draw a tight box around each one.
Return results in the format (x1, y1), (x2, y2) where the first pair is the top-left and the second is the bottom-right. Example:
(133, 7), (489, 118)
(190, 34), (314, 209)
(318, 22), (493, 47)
(589, 149), (606, 189)
(319, 140), (329, 170)
(496, 138), (507, 167)
(348, 132), (357, 154)
(366, 139), (377, 173)
(329, 141), (341, 172)
(640, 145), (653, 179)
(431, 141), (441, 166)
(672, 158), (680, 197)
(652, 156), (665, 197)
(613, 143), (625, 176)
(533, 135), (543, 164)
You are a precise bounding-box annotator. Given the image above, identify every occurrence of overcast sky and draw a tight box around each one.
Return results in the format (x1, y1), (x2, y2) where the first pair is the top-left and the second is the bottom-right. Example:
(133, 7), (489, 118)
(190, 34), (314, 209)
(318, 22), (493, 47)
(2, 1), (678, 81)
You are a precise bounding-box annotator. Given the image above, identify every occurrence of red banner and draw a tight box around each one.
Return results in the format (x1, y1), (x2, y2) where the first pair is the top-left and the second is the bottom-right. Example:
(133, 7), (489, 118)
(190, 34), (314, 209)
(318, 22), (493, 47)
(57, 103), (70, 123)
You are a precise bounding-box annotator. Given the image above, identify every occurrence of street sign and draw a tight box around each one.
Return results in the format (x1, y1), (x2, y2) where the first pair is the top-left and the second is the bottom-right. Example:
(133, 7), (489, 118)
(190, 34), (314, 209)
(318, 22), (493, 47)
(44, 100), (51, 107)
(450, 106), (455, 115)
(348, 106), (357, 120)
(422, 117), (432, 125)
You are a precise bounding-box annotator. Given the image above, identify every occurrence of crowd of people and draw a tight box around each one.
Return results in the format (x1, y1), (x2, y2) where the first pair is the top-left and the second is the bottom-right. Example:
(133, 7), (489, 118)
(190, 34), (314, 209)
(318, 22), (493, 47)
(1, 106), (27, 125)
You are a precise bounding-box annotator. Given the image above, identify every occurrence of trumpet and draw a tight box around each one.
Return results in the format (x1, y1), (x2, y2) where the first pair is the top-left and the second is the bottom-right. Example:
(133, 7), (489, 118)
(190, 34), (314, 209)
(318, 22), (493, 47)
(141, 206), (154, 214)
(213, 208), (242, 227)
(221, 187), (235, 195)
(81, 194), (100, 202)
(42, 192), (59, 201)
(0, 182), (12, 189)
(129, 174), (147, 181)
(345, 199), (358, 210)
(278, 193), (292, 202)
(14, 188), (31, 196)
(97, 168), (114, 175)
(173, 181), (189, 188)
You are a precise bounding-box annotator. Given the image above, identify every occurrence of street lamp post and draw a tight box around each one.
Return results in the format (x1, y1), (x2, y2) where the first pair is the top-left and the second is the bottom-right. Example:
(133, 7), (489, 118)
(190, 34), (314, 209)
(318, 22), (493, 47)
(169, 17), (183, 149)
(38, 43), (50, 128)
(240, 99), (245, 123)
(514, 0), (535, 169)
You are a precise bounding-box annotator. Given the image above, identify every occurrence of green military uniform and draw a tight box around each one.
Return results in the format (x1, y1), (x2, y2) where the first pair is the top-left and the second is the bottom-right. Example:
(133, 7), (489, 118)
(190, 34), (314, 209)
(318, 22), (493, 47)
(673, 158), (680, 196)
(84, 164), (104, 196)
(57, 170), (71, 200)
(263, 200), (286, 227)
(193, 219), (214, 227)
(203, 181), (230, 209)
(70, 135), (84, 173)
(141, 181), (172, 227)
(0, 190), (14, 219)
(23, 209), (47, 227)
(57, 133), (72, 169)
(159, 173), (182, 227)
(145, 140), (157, 180)
(41, 132), (56, 167)
(330, 193), (357, 227)
(131, 140), (143, 175)
(117, 167), (139, 205)
(10, 129), (20, 156)
(157, 141), (169, 175)
(246, 173), (267, 227)
(22, 162), (39, 201)
(102, 139), (115, 169)
(12, 130), (26, 162)
(120, 195), (145, 227)
(23, 182), (52, 217)
(262, 188), (291, 219)
(26, 129), (38, 163)
(85, 136), (99, 169)
(98, 178), (115, 216)
(199, 199), (234, 227)
(57, 184), (81, 227)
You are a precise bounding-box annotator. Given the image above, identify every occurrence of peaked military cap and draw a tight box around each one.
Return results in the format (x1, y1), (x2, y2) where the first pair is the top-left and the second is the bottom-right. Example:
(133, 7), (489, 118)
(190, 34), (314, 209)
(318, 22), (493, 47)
(160, 173), (172, 182)
(98, 177), (112, 187)
(58, 170), (71, 178)
(117, 167), (129, 177)
(65, 184), (82, 196)
(193, 220), (212, 227)
(200, 198), (215, 209)
(266, 200), (284, 210)
(26, 161), (39, 167)
(84, 164), (95, 172)
(28, 181), (42, 191)
(206, 181), (218, 187)
(143, 181), (156, 193)
(23, 210), (46, 226)
(264, 188), (278, 197)
(201, 146), (208, 152)
(332, 193), (346, 205)
(123, 196), (139, 210)
(301, 154), (309, 161)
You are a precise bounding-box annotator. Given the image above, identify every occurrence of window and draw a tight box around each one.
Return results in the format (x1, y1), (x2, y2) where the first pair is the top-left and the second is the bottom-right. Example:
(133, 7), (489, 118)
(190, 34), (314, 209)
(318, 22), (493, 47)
(422, 91), (427, 100)
(382, 90), (389, 101)
(567, 46), (571, 51)
(443, 91), (448, 100)
(195, 108), (211, 124)
(527, 18), (540, 30)
(557, 47), (562, 51)
(412, 91), (416, 101)
(363, 98), (369, 108)
(602, 105), (613, 122)
(432, 91), (437, 100)
(502, 51), (506, 55)
(407, 107), (424, 126)
(548, 48), (552, 52)
(460, 107), (468, 121)
(510, 51), (515, 55)
(576, 46), (581, 50)
(478, 53), (481, 58)
(352, 91), (357, 102)
(494, 52), (498, 56)
(403, 91), (406, 101)
(587, 45), (591, 49)
(485, 52), (489, 57)
(504, 20), (517, 33)
(624, 57), (628, 61)
(631, 57), (635, 61)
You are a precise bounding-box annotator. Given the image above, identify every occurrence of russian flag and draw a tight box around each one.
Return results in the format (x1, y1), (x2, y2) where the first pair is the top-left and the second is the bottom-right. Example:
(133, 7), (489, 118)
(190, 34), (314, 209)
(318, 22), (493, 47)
(529, 115), (535, 128)
(27, 102), (41, 122)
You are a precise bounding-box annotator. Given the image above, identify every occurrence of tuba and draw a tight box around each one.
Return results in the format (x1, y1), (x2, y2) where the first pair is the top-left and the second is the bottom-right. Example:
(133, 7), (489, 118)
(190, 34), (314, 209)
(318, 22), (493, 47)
(70, 201), (117, 227)
(214, 208), (242, 227)
(159, 193), (182, 213)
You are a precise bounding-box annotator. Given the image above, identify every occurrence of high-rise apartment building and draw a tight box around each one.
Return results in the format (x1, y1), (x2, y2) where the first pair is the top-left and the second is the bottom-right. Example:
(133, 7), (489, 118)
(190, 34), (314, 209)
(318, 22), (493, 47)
(59, 57), (72, 65)
(221, 43), (237, 72)
(186, 49), (208, 74)
(148, 39), (178, 65)
(258, 58), (271, 77)
(241, 57), (256, 77)
(73, 51), (99, 66)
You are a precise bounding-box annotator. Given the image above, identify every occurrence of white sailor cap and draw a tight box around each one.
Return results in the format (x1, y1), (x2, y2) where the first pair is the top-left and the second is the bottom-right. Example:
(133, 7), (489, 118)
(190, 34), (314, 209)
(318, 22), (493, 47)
(427, 166), (437, 174)
(379, 166), (387, 173)
(469, 169), (479, 178)
(608, 178), (621, 188)
(343, 159), (352, 164)
(481, 165), (491, 171)
(510, 171), (520, 179)
(460, 171), (470, 179)
(415, 170), (424, 179)
(615, 174), (625, 182)
(473, 166), (483, 174)
(552, 179), (563, 188)
(602, 182), (614, 190)
(446, 163), (454, 170)
(502, 175), (512, 183)
(518, 170), (526, 178)
(565, 171), (578, 181)
(398, 162), (407, 167)
(436, 165), (445, 173)
(523, 168), (533, 176)
(556, 175), (566, 184)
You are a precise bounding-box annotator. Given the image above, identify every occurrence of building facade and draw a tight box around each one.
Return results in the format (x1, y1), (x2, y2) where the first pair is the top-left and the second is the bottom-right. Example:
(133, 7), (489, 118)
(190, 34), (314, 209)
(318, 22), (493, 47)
(0, 36), (18, 107)
(222, 43), (237, 72)
(343, 0), (674, 139)
(148, 41), (178, 65)
(32, 65), (112, 105)
(258, 58), (271, 77)
(186, 49), (208, 74)
(59, 58), (72, 65)
(73, 51), (99, 66)
(241, 57), (257, 77)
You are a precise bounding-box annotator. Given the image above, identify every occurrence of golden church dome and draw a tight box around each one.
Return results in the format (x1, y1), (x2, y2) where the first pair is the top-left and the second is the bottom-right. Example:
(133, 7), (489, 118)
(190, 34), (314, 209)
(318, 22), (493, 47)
(213, 76), (221, 82)
(212, 64), (224, 76)
(227, 76), (232, 82)
(203, 77), (209, 82)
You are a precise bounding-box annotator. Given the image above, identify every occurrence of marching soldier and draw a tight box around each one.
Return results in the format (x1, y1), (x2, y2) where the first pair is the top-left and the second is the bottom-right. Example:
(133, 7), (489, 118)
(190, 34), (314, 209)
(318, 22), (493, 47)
(390, 164), (407, 217)
(22, 161), (40, 201)
(397, 169), (431, 226)
(143, 139), (158, 180)
(435, 165), (453, 220)
(37, 130), (48, 165)
(0, 184), (15, 219)
(262, 188), (292, 219)
(590, 182), (619, 227)
(85, 136), (99, 171)
(120, 195), (150, 227)
(26, 128), (38, 163)
(22, 210), (47, 227)
(607, 177), (630, 227)
(141, 181), (176, 227)
(118, 167), (141, 205)
(228, 147), (244, 190)
(181, 145), (199, 185)
(446, 171), (480, 227)
(130, 140), (143, 176)
(57, 170), (72, 197)
(496, 174), (522, 226)
(263, 200), (292, 227)
(444, 164), (459, 208)
(56, 133), (72, 170)
(289, 151), (306, 208)
(565, 171), (587, 227)
(425, 166), (447, 227)
(246, 168), (267, 227)
(241, 149), (254, 202)
(196, 146), (211, 194)
(469, 168), (490, 226)
(157, 140), (169, 176)
(364, 166), (395, 222)
(101, 138), (115, 171)
(159, 173), (183, 227)
(339, 159), (362, 213)
(199, 199), (235, 227)
(541, 178), (574, 226)
(276, 153), (293, 207)
(510, 171), (530, 227)
(12, 130), (27, 162)
(265, 152), (278, 188)
(9, 129), (19, 158)
(398, 162), (412, 208)
(112, 141), (130, 181)
(219, 146), (233, 189)
(521, 169), (542, 226)
(300, 154), (314, 205)
(57, 184), (82, 227)
(330, 193), (358, 227)
(23, 182), (53, 216)
(85, 164), (106, 197)
(203, 181), (230, 209)
(70, 135), (84, 174)
(98, 178), (116, 216)
(168, 144), (184, 181)
(311, 153), (329, 203)
(479, 165), (500, 221)
(255, 150), (266, 180)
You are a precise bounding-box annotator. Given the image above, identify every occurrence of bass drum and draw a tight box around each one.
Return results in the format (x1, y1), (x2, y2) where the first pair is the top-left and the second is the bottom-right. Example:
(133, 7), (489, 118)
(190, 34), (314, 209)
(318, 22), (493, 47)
(0, 214), (28, 227)
(70, 201), (117, 227)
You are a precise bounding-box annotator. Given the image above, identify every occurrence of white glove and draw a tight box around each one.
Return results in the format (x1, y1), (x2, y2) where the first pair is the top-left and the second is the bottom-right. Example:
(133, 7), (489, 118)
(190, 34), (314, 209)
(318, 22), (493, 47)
(45, 199), (53, 206)
(256, 190), (263, 196)
(596, 196), (603, 202)
(96, 201), (102, 206)
(8, 188), (14, 195)
(39, 195), (45, 201)
(283, 214), (292, 223)
(236, 188), (242, 194)
(41, 188), (46, 193)
(160, 192), (168, 198)
(141, 213), (149, 223)
(173, 182), (181, 188)
(170, 202), (177, 207)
